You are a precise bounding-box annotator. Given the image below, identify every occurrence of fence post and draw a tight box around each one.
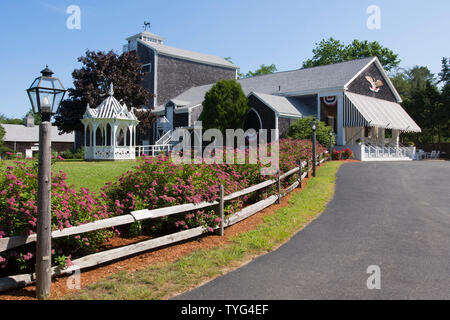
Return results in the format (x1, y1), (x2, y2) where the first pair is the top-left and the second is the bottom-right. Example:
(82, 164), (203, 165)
(219, 184), (224, 236)
(298, 161), (303, 188)
(296, 160), (302, 188)
(277, 170), (281, 204)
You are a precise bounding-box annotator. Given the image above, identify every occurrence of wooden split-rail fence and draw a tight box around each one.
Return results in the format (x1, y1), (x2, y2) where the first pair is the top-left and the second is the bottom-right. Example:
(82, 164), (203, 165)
(0, 152), (329, 292)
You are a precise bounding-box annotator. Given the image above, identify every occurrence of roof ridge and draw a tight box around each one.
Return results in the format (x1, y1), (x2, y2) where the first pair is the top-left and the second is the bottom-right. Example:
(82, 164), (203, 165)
(298, 56), (375, 71)
(138, 40), (238, 69)
(236, 56), (375, 82)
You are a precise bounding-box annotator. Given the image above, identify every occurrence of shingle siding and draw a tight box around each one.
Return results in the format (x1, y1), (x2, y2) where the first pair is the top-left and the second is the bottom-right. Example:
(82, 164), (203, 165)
(347, 62), (397, 102)
(137, 42), (156, 107)
(156, 55), (236, 106)
(278, 117), (296, 138)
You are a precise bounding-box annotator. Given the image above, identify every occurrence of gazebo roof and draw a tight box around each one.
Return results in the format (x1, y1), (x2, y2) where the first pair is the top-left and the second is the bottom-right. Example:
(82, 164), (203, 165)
(82, 83), (138, 121)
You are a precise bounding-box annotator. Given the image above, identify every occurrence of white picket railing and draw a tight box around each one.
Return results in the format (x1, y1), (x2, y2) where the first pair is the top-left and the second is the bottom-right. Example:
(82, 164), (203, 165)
(362, 143), (415, 160)
(135, 144), (172, 157)
(155, 130), (172, 145)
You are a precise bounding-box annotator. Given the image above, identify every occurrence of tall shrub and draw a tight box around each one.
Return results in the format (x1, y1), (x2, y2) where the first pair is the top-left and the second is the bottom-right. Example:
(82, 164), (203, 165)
(287, 117), (334, 148)
(199, 79), (249, 134)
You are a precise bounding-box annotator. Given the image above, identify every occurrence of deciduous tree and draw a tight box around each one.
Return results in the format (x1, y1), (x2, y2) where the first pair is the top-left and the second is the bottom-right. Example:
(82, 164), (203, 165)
(245, 64), (277, 78)
(54, 50), (153, 134)
(302, 38), (400, 72)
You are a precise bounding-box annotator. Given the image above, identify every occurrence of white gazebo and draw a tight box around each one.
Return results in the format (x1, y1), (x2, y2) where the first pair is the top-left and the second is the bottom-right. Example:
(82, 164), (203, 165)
(81, 84), (139, 160)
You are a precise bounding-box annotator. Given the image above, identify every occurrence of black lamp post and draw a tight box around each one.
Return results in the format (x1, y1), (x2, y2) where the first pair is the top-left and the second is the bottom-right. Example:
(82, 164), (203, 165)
(310, 118), (317, 177)
(329, 129), (334, 161)
(26, 66), (66, 299)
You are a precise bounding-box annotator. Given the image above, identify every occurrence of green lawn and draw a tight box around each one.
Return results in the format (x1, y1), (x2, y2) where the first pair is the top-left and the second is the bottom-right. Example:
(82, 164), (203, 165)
(53, 160), (138, 193)
(3, 159), (138, 193)
(65, 161), (343, 300)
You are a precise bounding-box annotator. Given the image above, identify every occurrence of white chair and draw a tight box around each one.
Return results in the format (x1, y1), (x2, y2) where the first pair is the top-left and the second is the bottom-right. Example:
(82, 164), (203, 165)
(427, 150), (436, 159)
(416, 149), (425, 160)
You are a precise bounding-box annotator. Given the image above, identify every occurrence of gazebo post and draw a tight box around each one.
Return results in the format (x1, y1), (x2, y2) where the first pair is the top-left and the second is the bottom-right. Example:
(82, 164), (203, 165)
(129, 125), (133, 157)
(89, 125), (93, 154)
(93, 124), (98, 160)
(112, 123), (117, 159)
(109, 122), (113, 150)
(101, 123), (104, 147)
(83, 124), (87, 159)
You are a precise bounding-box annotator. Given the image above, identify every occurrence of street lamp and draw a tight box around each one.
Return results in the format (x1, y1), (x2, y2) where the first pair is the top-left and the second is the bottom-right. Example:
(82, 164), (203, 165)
(310, 118), (317, 177)
(329, 129), (334, 161)
(26, 66), (66, 299)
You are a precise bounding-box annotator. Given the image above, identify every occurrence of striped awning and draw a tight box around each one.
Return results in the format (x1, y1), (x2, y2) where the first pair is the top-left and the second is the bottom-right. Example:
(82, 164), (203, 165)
(343, 92), (421, 132)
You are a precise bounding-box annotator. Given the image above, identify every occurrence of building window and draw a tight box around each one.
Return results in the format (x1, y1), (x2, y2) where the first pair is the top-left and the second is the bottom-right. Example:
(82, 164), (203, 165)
(142, 63), (151, 73)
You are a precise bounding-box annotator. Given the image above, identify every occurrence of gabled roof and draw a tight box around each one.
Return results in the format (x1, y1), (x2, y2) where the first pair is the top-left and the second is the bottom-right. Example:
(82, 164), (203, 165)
(159, 57), (378, 112)
(82, 84), (138, 121)
(1, 124), (74, 143)
(137, 39), (238, 70)
(249, 92), (302, 118)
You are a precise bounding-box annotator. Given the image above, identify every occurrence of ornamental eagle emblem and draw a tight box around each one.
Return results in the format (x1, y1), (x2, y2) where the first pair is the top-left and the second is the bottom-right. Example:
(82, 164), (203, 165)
(365, 75), (384, 93)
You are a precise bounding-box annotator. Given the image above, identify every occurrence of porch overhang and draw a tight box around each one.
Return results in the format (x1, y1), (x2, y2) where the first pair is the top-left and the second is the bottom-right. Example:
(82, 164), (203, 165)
(343, 92), (421, 133)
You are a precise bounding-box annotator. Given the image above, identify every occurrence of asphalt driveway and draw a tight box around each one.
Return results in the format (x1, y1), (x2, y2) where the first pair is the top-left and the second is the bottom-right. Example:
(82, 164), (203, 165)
(174, 161), (450, 299)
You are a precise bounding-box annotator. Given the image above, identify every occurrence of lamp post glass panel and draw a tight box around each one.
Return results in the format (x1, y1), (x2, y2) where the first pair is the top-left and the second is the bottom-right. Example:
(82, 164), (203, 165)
(26, 66), (66, 299)
(310, 119), (317, 177)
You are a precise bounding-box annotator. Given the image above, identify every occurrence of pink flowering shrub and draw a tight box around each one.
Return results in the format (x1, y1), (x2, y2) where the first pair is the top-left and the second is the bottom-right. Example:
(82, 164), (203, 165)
(0, 160), (114, 275)
(279, 138), (326, 185)
(103, 153), (264, 236)
(103, 139), (326, 236)
(0, 139), (325, 276)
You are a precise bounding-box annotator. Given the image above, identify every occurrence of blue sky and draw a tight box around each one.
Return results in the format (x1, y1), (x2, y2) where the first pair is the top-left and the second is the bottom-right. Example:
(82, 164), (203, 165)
(0, 0), (448, 118)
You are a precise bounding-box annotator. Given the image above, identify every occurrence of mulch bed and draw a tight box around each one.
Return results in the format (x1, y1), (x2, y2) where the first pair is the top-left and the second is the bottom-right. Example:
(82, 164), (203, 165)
(0, 160), (354, 300)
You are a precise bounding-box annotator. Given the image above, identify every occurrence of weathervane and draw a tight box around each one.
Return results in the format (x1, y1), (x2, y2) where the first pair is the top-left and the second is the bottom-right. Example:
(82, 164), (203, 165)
(143, 21), (151, 31)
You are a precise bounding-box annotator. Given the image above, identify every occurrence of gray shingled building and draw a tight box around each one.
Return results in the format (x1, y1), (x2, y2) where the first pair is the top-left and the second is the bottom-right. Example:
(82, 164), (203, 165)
(152, 56), (421, 160)
(122, 30), (239, 145)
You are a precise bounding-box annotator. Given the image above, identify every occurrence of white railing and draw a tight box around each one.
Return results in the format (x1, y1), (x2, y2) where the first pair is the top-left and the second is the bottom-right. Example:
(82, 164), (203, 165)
(362, 143), (415, 160)
(136, 144), (172, 157)
(155, 130), (172, 145)
(85, 146), (136, 160)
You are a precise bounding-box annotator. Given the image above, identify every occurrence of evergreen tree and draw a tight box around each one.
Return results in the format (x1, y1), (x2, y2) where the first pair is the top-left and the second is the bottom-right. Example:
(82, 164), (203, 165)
(199, 79), (249, 134)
